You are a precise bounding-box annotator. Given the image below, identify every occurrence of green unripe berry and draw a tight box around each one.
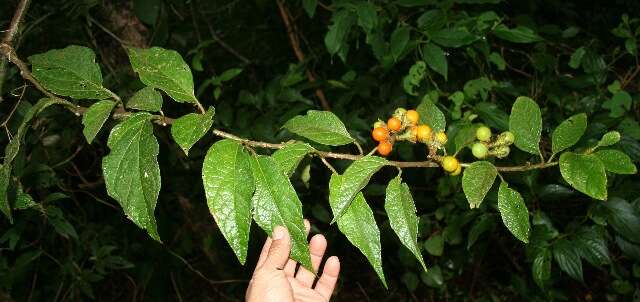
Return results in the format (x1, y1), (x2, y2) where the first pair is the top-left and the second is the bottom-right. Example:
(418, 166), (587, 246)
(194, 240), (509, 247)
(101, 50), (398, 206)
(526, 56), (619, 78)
(492, 145), (511, 159)
(373, 120), (386, 129)
(498, 131), (515, 145)
(471, 142), (488, 159)
(476, 126), (492, 142)
(393, 108), (407, 120)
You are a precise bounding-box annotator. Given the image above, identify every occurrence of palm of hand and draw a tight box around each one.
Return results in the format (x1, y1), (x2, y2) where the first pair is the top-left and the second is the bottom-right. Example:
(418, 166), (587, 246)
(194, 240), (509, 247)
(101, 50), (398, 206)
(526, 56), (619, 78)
(246, 222), (340, 302)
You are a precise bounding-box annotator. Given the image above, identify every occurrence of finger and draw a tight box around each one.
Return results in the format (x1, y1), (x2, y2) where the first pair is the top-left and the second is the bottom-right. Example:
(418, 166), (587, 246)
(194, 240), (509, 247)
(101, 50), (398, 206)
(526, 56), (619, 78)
(255, 237), (273, 269)
(314, 256), (340, 300)
(284, 219), (310, 276)
(263, 226), (291, 270)
(295, 234), (327, 287)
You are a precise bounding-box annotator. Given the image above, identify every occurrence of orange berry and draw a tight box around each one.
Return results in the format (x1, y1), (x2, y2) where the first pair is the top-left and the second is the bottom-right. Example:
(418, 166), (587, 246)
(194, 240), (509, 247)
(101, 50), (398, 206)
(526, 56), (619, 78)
(387, 117), (402, 132)
(371, 127), (389, 142)
(416, 125), (432, 143)
(406, 110), (420, 125)
(377, 141), (393, 156)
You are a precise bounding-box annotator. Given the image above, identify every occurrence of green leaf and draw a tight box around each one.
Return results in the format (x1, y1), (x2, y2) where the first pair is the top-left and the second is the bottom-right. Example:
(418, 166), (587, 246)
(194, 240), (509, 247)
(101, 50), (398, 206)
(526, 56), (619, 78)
(569, 47), (586, 69)
(250, 155), (312, 271)
(559, 152), (607, 200)
(493, 24), (542, 43)
(202, 139), (254, 264)
(602, 91), (632, 118)
(509, 96), (542, 155)
(532, 248), (551, 288)
(604, 198), (640, 243)
(462, 161), (497, 209)
(597, 131), (621, 147)
(1, 98), (69, 222)
(390, 26), (411, 61)
(102, 113), (161, 241)
(127, 87), (163, 112)
(423, 43), (448, 80)
(283, 110), (354, 146)
(384, 176), (427, 270)
(467, 214), (497, 249)
(302, 0), (317, 17)
(551, 113), (587, 154)
(331, 188), (386, 287)
(356, 2), (377, 33)
(82, 100), (116, 143)
(430, 28), (476, 48)
(417, 95), (446, 132)
(424, 234), (444, 256)
(14, 190), (36, 210)
(215, 68), (243, 83)
(488, 52), (506, 70)
(594, 149), (637, 174)
(28, 45), (114, 100)
(0, 166), (11, 222)
(127, 47), (197, 103)
(271, 142), (315, 177)
(474, 102), (509, 130)
(553, 239), (583, 282)
(497, 182), (530, 243)
(325, 10), (355, 57)
(575, 227), (610, 266)
(46, 206), (78, 239)
(329, 156), (387, 223)
(170, 107), (215, 155)
(420, 265), (443, 288)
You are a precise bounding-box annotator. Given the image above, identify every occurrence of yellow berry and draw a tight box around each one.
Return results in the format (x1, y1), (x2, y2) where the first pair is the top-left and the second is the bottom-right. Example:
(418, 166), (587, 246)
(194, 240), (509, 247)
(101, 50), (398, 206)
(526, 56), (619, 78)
(441, 156), (459, 173)
(435, 132), (448, 144)
(451, 164), (462, 176)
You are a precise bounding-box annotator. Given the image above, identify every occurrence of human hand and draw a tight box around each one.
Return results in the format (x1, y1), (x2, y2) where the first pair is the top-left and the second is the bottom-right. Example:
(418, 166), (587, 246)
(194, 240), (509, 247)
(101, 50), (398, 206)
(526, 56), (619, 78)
(245, 220), (340, 302)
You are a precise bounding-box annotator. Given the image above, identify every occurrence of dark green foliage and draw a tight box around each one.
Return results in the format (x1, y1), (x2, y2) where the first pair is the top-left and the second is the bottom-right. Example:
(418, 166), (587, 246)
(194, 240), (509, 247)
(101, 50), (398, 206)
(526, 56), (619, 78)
(1, 0), (640, 301)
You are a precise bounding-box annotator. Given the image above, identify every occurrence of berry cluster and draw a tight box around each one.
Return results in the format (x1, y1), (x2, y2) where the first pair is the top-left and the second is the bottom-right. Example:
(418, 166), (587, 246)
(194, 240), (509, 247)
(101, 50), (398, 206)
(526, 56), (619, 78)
(371, 108), (448, 157)
(470, 126), (515, 159)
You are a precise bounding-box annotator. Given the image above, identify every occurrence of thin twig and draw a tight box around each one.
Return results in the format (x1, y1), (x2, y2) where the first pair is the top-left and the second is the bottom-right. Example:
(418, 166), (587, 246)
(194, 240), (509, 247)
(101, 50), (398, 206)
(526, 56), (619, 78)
(1, 83), (26, 127)
(2, 0), (31, 44)
(196, 0), (251, 65)
(319, 157), (337, 174)
(0, 43), (560, 173)
(276, 0), (331, 110)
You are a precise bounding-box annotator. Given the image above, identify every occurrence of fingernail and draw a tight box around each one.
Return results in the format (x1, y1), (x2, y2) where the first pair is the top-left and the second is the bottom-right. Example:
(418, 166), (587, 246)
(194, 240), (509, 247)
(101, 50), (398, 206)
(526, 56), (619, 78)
(273, 226), (285, 240)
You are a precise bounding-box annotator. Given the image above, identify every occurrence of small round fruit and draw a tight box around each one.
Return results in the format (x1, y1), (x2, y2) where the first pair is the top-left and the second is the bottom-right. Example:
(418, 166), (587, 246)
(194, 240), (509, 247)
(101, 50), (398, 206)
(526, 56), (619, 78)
(407, 126), (418, 142)
(500, 131), (515, 145)
(416, 125), (432, 143)
(372, 127), (389, 142)
(471, 142), (488, 159)
(476, 126), (492, 142)
(406, 110), (420, 125)
(373, 120), (386, 129)
(441, 156), (459, 173)
(377, 141), (393, 156)
(435, 132), (448, 144)
(493, 145), (511, 159)
(387, 117), (402, 132)
(451, 164), (462, 176)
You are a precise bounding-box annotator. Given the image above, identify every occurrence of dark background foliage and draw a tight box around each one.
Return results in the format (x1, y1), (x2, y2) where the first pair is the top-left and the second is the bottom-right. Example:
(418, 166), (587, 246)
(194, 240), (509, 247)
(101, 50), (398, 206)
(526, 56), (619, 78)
(1, 0), (640, 301)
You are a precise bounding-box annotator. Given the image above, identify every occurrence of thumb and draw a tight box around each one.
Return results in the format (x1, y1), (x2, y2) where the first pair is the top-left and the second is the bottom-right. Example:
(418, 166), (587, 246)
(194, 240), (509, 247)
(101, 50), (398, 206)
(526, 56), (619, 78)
(263, 226), (291, 270)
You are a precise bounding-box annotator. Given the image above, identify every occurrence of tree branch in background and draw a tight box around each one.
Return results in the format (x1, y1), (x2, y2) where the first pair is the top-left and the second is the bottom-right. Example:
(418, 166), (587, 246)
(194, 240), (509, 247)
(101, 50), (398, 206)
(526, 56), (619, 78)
(276, 0), (331, 111)
(2, 0), (31, 44)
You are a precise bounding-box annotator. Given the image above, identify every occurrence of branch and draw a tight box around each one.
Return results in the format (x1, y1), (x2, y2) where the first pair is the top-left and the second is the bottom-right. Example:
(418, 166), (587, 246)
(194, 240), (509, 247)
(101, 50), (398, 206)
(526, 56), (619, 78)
(276, 0), (331, 111)
(2, 0), (31, 44)
(0, 43), (558, 173)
